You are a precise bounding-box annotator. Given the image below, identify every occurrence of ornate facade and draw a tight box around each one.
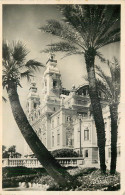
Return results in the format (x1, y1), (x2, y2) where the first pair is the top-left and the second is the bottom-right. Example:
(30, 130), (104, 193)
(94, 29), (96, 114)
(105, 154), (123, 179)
(25, 54), (120, 167)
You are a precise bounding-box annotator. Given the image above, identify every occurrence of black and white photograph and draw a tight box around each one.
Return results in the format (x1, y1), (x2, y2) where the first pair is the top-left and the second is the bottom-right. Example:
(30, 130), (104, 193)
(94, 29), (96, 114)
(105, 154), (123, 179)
(1, 1), (124, 193)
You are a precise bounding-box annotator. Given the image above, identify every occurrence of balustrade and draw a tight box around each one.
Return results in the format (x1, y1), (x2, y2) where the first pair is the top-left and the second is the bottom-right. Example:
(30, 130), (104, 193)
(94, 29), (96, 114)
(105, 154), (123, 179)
(2, 157), (84, 168)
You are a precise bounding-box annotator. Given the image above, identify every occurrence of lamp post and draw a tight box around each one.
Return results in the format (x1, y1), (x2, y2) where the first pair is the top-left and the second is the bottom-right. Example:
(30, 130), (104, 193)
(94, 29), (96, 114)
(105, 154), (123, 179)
(78, 114), (82, 157)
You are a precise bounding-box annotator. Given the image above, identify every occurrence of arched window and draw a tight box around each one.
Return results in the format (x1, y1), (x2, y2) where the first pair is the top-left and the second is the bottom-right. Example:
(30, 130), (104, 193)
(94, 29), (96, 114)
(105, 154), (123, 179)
(67, 116), (71, 122)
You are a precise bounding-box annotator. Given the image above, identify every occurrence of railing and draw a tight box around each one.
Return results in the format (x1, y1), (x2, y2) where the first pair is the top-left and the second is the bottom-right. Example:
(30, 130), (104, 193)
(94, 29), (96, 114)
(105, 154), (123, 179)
(2, 157), (84, 168)
(56, 157), (84, 167)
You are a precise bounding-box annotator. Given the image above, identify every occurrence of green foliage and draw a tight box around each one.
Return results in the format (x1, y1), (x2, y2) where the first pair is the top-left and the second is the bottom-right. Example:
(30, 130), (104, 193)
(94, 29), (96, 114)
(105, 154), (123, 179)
(51, 149), (79, 158)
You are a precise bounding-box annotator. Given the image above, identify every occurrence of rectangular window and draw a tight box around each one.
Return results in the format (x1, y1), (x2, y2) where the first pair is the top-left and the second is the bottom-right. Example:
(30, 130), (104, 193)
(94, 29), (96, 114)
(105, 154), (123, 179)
(34, 103), (37, 109)
(85, 150), (88, 157)
(53, 80), (57, 88)
(52, 120), (54, 128)
(57, 116), (60, 125)
(52, 133), (54, 147)
(57, 133), (60, 145)
(84, 129), (89, 140)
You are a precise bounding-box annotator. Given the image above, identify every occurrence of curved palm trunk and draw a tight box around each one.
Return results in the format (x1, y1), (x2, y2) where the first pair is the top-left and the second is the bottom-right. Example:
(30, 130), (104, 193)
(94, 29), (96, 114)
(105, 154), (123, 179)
(85, 47), (106, 173)
(7, 81), (75, 188)
(110, 103), (118, 174)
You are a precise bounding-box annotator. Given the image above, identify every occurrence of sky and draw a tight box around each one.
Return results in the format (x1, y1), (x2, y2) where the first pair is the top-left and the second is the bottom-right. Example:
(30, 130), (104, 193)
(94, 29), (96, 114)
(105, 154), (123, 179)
(2, 4), (120, 155)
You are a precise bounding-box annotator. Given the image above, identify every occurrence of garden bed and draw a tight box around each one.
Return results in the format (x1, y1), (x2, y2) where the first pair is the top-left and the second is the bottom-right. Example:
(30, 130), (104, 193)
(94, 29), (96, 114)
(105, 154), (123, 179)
(2, 166), (120, 191)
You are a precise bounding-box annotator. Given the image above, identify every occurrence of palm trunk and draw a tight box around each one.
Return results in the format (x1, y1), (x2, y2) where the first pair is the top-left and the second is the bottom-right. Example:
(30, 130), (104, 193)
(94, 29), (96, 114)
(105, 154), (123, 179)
(110, 103), (118, 174)
(85, 47), (106, 173)
(7, 81), (75, 189)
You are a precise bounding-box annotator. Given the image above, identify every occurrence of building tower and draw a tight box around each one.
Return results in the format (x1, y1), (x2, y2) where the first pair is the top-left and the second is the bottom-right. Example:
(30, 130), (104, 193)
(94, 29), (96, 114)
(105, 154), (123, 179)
(26, 82), (40, 117)
(43, 53), (62, 101)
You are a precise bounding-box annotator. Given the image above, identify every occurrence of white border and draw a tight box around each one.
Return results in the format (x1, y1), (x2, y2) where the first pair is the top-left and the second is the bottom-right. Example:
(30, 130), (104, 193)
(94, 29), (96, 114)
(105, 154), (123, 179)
(0, 1), (125, 195)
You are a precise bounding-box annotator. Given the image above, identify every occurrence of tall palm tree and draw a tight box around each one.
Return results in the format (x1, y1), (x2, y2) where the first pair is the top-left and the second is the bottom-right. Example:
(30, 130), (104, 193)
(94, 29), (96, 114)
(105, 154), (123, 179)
(95, 57), (120, 174)
(40, 5), (120, 173)
(2, 40), (75, 188)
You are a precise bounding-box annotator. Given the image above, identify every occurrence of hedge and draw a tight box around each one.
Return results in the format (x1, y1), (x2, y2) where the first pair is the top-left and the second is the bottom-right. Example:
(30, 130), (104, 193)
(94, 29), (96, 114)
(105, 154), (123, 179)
(51, 148), (79, 158)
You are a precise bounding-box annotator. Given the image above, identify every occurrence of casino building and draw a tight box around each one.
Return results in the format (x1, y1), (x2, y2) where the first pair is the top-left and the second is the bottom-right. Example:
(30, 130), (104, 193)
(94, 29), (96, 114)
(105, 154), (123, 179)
(25, 53), (120, 166)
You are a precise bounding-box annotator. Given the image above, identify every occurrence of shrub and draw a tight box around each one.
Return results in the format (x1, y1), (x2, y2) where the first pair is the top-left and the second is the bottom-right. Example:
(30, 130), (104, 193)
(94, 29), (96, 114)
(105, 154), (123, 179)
(2, 167), (47, 178)
(51, 148), (79, 158)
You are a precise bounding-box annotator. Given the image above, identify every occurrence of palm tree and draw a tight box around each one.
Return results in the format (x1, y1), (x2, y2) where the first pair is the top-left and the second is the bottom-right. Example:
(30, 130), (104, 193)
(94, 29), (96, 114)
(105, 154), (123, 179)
(95, 57), (120, 174)
(2, 40), (75, 188)
(40, 5), (120, 173)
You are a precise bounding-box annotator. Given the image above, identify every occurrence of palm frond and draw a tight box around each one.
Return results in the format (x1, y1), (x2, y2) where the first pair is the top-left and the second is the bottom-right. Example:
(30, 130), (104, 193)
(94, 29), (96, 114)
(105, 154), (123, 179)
(11, 41), (29, 65)
(58, 5), (120, 49)
(95, 58), (120, 103)
(2, 40), (45, 89)
(2, 40), (10, 61)
(2, 96), (7, 102)
(61, 51), (84, 59)
(93, 5), (120, 48)
(41, 41), (79, 54)
(40, 19), (86, 50)
(108, 58), (120, 84)
(95, 65), (115, 97)
(96, 51), (106, 63)
(96, 78), (112, 100)
(95, 32), (120, 50)
(25, 60), (45, 71)
(41, 5), (120, 55)
(21, 70), (34, 82)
